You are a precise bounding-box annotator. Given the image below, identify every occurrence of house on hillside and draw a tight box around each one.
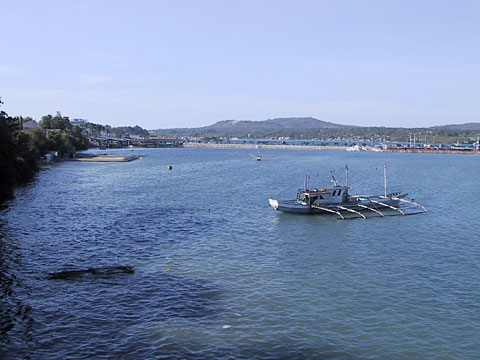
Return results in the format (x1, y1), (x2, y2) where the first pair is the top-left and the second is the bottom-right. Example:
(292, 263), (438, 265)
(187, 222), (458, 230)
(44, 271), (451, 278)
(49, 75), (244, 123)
(71, 118), (87, 126)
(22, 120), (39, 130)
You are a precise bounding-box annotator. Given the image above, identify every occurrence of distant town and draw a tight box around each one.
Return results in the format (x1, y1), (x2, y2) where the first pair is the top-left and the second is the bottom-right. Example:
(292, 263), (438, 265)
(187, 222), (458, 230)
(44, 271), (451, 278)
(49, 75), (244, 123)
(19, 113), (480, 153)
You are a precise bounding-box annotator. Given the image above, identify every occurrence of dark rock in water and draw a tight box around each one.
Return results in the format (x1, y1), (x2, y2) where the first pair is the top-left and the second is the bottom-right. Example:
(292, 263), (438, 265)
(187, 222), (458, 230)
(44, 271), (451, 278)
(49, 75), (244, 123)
(48, 265), (134, 280)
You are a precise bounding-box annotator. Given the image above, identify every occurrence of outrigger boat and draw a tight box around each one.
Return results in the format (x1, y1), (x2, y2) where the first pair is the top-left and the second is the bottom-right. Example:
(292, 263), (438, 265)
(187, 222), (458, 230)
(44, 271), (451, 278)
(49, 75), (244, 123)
(268, 166), (427, 219)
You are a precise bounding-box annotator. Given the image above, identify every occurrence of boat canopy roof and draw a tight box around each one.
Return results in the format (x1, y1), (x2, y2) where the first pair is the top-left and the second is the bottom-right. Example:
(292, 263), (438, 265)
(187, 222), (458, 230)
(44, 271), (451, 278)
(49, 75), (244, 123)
(299, 185), (349, 194)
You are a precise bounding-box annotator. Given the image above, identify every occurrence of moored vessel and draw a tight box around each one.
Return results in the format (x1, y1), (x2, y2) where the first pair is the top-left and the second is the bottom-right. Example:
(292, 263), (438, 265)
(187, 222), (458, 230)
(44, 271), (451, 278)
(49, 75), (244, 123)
(268, 166), (426, 219)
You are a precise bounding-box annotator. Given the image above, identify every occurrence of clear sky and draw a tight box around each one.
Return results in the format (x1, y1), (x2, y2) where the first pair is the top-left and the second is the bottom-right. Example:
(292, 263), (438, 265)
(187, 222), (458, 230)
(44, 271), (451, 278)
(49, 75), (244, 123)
(1, 0), (479, 129)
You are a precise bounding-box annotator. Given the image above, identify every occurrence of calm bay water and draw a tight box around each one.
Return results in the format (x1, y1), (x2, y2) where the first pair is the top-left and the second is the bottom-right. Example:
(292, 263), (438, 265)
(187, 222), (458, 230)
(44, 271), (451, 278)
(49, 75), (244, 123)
(1, 148), (479, 359)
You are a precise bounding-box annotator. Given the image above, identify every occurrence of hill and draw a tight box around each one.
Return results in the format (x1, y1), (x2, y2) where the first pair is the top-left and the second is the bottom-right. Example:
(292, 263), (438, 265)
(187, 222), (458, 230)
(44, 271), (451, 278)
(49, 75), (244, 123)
(150, 117), (352, 138)
(149, 117), (480, 143)
(431, 123), (480, 131)
(209, 117), (351, 131)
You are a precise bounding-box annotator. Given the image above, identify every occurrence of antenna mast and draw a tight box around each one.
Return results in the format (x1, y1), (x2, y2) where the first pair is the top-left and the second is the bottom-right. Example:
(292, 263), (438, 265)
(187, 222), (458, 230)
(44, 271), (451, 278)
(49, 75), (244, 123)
(330, 171), (338, 186)
(383, 165), (387, 197)
(345, 165), (349, 187)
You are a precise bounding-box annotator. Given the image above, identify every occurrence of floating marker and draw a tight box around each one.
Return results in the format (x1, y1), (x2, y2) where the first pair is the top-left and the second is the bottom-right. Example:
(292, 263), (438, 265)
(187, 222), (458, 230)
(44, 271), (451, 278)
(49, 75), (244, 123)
(168, 165), (172, 170)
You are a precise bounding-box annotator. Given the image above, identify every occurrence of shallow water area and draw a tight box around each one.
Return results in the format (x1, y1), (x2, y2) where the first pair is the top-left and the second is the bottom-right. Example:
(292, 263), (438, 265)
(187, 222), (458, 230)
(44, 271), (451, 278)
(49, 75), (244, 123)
(1, 148), (480, 359)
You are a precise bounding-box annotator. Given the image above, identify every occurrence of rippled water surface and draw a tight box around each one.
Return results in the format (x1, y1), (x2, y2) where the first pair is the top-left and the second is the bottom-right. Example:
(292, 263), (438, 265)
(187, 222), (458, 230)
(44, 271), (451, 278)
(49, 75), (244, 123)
(1, 148), (479, 359)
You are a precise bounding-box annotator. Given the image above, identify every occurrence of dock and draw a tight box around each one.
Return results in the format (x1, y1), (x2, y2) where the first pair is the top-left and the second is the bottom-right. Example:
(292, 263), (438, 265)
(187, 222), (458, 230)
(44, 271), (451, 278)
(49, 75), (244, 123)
(70, 154), (140, 162)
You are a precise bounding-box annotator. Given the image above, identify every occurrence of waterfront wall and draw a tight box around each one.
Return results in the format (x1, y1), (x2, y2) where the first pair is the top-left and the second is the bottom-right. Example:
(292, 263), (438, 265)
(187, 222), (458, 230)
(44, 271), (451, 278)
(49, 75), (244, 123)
(183, 143), (350, 150)
(384, 149), (480, 155)
(184, 143), (479, 154)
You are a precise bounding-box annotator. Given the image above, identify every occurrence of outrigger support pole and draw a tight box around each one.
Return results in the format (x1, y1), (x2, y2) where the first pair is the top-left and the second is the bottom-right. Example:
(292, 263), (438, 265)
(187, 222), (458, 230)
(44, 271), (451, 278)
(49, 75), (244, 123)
(370, 199), (406, 215)
(312, 205), (345, 220)
(369, 199), (406, 215)
(357, 204), (385, 217)
(336, 205), (367, 219)
(391, 197), (427, 212)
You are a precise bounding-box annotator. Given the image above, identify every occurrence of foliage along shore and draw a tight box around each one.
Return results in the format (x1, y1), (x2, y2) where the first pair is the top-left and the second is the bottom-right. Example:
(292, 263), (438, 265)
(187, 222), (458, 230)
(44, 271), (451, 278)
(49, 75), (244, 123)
(0, 104), (80, 202)
(0, 103), (137, 203)
(0, 98), (158, 203)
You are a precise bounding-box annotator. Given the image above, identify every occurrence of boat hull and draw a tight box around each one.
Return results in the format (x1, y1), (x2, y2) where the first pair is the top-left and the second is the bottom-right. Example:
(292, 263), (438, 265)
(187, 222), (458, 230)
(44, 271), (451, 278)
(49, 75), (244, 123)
(268, 199), (316, 214)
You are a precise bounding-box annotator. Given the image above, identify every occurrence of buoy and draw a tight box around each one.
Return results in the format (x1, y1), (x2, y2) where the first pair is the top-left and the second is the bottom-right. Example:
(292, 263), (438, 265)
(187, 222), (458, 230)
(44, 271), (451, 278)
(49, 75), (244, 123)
(168, 165), (172, 170)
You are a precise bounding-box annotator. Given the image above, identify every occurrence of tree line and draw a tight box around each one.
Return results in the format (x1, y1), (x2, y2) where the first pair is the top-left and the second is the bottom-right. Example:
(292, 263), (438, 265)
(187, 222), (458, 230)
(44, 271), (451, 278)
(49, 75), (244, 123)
(0, 100), (153, 203)
(0, 100), (89, 202)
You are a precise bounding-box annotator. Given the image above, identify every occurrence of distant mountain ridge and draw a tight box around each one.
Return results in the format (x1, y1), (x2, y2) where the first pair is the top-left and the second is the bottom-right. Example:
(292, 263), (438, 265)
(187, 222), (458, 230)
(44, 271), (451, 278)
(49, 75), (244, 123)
(150, 117), (352, 136)
(203, 117), (351, 131)
(149, 117), (480, 140)
(431, 123), (480, 130)
(151, 117), (480, 133)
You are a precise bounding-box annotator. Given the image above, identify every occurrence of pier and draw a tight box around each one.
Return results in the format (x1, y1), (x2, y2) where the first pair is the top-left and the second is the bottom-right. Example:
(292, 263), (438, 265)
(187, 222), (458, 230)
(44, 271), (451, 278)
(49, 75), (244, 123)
(69, 154), (140, 162)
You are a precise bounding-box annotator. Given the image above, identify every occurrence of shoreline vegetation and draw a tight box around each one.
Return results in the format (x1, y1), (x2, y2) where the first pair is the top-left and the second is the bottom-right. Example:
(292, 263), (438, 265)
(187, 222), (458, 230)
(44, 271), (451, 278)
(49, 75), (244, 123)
(0, 99), (149, 202)
(0, 100), (90, 203)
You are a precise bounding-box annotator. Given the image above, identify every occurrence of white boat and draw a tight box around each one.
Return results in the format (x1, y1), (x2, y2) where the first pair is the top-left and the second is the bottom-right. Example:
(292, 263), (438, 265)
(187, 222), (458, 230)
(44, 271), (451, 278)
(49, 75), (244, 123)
(268, 166), (426, 219)
(345, 144), (364, 151)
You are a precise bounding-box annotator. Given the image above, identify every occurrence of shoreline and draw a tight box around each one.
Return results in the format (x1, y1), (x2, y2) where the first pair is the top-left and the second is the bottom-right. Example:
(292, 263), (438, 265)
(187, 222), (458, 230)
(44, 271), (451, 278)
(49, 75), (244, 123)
(78, 143), (480, 155)
(183, 143), (352, 150)
(383, 148), (480, 155)
(183, 143), (479, 154)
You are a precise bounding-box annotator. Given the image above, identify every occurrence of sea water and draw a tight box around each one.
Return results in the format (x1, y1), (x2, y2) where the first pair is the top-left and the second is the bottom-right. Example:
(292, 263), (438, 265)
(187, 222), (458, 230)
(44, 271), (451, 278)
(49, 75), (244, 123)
(1, 148), (479, 359)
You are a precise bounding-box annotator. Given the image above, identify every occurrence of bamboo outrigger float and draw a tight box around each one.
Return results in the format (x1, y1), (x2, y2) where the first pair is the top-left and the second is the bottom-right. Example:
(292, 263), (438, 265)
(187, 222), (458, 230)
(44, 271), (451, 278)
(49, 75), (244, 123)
(268, 165), (427, 220)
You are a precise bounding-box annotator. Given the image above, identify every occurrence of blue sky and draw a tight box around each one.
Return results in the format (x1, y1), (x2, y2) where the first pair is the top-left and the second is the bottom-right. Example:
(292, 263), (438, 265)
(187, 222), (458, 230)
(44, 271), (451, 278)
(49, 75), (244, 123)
(1, 0), (479, 129)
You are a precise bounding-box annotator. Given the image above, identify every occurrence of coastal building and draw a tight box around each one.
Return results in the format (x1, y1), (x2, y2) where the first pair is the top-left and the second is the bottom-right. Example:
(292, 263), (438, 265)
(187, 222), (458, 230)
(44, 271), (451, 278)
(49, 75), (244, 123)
(81, 128), (93, 136)
(99, 130), (110, 138)
(22, 120), (39, 130)
(142, 137), (184, 147)
(71, 118), (87, 126)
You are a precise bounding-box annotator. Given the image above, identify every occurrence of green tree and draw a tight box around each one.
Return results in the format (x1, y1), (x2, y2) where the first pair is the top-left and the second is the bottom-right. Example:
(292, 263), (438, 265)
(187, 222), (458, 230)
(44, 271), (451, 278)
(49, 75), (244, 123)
(14, 130), (39, 181)
(0, 99), (20, 201)
(46, 131), (75, 157)
(70, 126), (90, 150)
(26, 127), (49, 155)
(40, 114), (72, 130)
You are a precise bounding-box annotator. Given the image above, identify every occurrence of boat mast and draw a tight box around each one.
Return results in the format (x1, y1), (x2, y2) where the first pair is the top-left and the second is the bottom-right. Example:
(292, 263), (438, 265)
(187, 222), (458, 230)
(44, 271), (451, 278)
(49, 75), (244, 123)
(384, 165), (387, 197)
(304, 175), (307, 190)
(345, 165), (349, 187)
